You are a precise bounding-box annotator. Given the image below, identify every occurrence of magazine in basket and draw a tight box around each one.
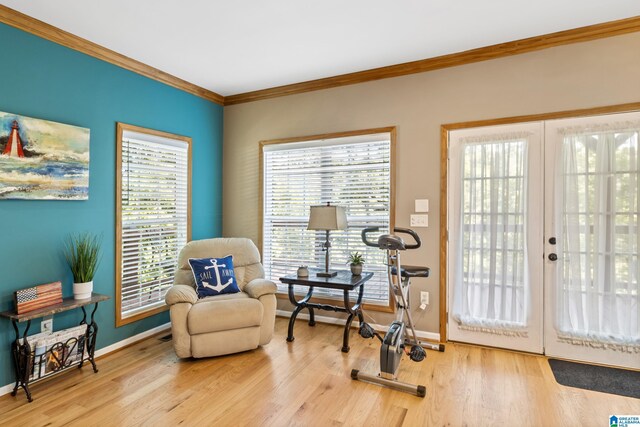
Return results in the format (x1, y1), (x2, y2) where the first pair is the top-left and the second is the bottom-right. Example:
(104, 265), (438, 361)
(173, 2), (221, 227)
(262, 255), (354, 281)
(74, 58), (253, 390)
(21, 324), (87, 380)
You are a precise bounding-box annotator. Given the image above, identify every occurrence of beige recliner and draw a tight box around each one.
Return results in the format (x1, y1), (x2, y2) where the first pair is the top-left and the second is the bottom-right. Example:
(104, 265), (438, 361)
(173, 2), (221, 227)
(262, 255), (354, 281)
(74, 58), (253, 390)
(164, 238), (277, 358)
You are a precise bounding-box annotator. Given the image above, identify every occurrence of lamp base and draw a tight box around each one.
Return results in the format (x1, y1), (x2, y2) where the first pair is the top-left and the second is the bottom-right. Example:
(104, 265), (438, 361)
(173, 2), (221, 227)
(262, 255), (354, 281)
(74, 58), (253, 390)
(317, 270), (338, 278)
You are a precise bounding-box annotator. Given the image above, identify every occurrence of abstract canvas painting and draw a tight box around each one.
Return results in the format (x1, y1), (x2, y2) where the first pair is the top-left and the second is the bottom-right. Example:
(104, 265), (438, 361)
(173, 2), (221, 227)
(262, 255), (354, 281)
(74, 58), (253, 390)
(0, 111), (90, 200)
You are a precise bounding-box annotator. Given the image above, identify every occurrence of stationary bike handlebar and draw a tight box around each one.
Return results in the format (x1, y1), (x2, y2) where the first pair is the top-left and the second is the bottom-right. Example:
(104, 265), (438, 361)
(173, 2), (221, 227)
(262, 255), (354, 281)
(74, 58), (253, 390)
(361, 226), (421, 250)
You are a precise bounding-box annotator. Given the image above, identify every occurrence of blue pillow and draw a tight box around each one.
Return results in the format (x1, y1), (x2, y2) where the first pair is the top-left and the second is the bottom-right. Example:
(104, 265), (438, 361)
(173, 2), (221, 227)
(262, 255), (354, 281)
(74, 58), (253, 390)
(188, 256), (240, 298)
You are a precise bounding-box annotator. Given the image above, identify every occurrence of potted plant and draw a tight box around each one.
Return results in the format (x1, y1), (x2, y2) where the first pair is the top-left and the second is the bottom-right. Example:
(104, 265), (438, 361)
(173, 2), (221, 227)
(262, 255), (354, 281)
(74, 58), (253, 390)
(347, 252), (365, 276)
(64, 233), (102, 300)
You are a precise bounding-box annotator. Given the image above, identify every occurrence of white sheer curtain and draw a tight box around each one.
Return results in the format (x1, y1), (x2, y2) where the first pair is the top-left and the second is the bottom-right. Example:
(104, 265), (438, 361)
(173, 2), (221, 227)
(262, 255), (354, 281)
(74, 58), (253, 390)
(555, 125), (640, 351)
(452, 132), (531, 336)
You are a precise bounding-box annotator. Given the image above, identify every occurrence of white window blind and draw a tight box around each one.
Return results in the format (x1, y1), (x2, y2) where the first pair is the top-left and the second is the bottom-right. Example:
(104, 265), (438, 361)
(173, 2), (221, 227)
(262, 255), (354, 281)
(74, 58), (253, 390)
(262, 133), (392, 305)
(119, 129), (189, 319)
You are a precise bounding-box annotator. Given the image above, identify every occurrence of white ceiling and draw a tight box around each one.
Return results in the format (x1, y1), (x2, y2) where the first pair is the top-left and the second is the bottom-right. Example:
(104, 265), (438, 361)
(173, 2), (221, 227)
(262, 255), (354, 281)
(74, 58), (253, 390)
(2, 0), (640, 96)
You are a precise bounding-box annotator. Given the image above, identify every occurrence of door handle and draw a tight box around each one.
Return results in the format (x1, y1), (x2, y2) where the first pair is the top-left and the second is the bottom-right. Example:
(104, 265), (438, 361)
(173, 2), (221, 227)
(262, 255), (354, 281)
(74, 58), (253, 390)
(548, 253), (558, 261)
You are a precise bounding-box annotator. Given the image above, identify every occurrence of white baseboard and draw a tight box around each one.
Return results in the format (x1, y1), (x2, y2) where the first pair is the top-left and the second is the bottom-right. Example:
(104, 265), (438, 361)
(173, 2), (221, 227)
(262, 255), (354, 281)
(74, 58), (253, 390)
(0, 381), (14, 397)
(93, 322), (171, 358)
(276, 309), (440, 342)
(0, 322), (171, 398)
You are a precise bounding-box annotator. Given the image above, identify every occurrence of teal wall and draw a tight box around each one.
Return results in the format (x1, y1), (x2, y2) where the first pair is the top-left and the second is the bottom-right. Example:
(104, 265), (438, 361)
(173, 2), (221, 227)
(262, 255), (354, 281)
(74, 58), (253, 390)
(0, 23), (223, 388)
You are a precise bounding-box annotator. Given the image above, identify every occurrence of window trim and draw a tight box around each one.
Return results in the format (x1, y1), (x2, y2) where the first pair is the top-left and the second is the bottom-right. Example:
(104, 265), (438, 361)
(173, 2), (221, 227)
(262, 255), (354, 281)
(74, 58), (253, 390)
(115, 122), (192, 327)
(259, 126), (396, 313)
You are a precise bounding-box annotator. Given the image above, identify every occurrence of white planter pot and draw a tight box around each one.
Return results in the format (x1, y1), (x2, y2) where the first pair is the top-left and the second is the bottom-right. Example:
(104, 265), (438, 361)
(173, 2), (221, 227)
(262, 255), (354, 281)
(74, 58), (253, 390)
(73, 281), (93, 300)
(350, 264), (363, 276)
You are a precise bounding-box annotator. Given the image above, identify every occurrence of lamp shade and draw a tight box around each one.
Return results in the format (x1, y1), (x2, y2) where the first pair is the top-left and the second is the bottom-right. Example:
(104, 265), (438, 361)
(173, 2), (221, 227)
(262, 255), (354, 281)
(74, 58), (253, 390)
(307, 205), (348, 230)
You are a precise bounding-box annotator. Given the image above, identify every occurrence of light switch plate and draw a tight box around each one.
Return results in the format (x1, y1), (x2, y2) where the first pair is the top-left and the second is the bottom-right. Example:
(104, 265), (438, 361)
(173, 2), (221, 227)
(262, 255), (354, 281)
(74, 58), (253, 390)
(410, 214), (428, 227)
(415, 199), (429, 213)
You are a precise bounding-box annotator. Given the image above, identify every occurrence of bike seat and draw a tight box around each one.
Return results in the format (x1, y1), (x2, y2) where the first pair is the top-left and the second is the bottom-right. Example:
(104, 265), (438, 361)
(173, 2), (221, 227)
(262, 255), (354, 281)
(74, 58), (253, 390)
(391, 265), (430, 278)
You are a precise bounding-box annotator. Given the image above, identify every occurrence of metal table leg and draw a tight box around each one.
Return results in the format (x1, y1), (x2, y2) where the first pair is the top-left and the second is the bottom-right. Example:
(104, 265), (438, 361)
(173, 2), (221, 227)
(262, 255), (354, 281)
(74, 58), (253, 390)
(79, 303), (100, 373)
(286, 285), (314, 342)
(11, 319), (33, 402)
(341, 284), (365, 353)
(10, 320), (20, 397)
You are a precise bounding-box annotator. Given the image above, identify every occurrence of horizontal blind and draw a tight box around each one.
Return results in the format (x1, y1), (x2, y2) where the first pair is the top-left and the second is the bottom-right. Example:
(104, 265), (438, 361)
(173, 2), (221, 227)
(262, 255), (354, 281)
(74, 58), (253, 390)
(263, 136), (391, 304)
(120, 132), (189, 318)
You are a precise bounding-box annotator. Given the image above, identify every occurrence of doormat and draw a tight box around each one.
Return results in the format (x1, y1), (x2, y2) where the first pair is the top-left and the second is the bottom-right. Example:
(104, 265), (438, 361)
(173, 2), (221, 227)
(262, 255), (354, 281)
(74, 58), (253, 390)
(548, 359), (640, 399)
(159, 334), (172, 342)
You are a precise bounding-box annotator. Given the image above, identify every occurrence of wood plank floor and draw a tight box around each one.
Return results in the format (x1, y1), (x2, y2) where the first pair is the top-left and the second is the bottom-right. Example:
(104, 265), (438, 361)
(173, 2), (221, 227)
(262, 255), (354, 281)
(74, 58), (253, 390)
(0, 317), (638, 426)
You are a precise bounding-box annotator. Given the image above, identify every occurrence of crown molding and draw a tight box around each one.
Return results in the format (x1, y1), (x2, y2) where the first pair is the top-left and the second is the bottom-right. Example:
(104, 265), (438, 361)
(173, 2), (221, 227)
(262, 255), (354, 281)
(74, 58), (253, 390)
(2, 4), (639, 108)
(0, 5), (224, 105)
(225, 15), (640, 105)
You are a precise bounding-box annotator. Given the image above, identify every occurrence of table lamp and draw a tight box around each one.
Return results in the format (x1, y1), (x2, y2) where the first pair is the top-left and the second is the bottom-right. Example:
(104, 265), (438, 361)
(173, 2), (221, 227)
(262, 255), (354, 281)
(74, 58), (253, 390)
(308, 202), (348, 277)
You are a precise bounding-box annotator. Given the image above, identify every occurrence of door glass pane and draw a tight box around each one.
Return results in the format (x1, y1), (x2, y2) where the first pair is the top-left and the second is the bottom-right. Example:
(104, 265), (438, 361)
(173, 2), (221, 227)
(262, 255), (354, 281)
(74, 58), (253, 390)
(556, 126), (639, 349)
(452, 135), (530, 333)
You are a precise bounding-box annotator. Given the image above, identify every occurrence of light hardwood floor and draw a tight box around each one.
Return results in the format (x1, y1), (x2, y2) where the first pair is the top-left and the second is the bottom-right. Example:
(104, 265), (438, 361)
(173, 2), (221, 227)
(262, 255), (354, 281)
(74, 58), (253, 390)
(1, 317), (638, 426)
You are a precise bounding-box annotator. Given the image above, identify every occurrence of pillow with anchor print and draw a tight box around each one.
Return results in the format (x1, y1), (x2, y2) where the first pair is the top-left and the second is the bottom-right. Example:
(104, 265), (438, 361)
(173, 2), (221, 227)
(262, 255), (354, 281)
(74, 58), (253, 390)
(188, 255), (241, 298)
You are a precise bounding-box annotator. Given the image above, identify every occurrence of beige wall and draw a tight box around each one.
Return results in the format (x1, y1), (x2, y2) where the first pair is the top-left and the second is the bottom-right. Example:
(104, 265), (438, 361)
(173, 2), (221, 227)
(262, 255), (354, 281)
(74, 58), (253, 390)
(222, 33), (640, 337)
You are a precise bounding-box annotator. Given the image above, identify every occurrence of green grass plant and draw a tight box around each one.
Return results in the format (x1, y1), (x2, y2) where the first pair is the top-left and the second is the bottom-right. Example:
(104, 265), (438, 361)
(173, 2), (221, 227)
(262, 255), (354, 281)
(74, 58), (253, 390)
(64, 232), (102, 283)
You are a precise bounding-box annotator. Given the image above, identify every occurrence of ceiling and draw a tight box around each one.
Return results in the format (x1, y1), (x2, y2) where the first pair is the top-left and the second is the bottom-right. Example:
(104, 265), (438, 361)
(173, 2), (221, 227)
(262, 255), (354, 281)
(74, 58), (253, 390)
(2, 0), (640, 96)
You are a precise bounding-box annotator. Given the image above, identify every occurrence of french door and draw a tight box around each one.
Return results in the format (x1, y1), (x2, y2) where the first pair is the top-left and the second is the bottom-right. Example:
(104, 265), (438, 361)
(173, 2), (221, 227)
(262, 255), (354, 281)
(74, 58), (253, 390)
(448, 111), (640, 368)
(447, 122), (544, 353)
(544, 112), (639, 368)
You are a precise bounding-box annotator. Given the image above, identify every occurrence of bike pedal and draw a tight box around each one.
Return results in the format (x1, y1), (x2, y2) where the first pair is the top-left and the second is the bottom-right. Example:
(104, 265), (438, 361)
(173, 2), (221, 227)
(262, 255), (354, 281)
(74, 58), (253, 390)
(409, 345), (426, 362)
(359, 323), (375, 339)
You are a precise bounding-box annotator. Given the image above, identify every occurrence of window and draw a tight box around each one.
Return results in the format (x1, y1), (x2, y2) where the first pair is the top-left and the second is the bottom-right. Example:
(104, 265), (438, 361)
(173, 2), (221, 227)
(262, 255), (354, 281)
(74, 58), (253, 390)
(261, 128), (395, 308)
(115, 123), (191, 326)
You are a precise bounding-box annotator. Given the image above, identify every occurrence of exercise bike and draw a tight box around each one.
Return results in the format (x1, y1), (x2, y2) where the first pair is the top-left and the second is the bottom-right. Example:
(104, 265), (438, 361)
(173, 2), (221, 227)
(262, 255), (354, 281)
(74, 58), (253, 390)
(351, 226), (444, 397)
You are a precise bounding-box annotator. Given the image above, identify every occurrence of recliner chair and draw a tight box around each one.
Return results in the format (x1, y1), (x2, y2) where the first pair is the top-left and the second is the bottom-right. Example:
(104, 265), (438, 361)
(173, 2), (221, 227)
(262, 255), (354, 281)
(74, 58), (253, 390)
(164, 238), (277, 358)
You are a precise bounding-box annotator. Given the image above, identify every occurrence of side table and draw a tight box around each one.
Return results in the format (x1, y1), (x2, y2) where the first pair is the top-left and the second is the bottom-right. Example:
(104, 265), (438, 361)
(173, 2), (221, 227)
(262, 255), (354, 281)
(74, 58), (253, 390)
(280, 269), (373, 352)
(0, 293), (109, 402)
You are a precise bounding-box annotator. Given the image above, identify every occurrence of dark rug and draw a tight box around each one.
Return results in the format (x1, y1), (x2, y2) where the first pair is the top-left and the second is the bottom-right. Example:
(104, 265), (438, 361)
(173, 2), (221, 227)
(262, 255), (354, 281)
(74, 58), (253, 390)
(548, 359), (640, 399)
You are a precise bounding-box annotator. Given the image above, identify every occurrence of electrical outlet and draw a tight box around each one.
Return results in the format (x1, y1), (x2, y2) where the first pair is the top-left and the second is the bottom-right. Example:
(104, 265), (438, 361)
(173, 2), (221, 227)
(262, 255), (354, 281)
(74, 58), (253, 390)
(420, 291), (429, 305)
(410, 214), (428, 227)
(41, 318), (53, 334)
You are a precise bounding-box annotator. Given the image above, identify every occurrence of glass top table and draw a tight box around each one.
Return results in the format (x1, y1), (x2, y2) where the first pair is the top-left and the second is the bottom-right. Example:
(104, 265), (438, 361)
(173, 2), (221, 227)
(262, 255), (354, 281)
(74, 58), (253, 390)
(280, 269), (373, 352)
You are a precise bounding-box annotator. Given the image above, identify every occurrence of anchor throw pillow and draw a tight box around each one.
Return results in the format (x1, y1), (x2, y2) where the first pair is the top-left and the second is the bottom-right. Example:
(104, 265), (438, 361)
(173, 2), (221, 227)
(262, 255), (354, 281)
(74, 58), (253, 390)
(188, 256), (241, 298)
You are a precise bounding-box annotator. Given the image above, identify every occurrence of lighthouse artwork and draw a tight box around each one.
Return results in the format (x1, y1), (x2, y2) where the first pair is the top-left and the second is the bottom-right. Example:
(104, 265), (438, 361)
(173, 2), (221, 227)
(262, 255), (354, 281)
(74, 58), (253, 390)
(0, 111), (90, 200)
(3, 120), (25, 158)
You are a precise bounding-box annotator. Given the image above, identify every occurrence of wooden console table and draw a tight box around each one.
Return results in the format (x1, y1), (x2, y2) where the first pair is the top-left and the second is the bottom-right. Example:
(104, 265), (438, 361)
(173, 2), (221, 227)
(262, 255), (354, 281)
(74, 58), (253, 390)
(0, 293), (109, 402)
(280, 269), (373, 353)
